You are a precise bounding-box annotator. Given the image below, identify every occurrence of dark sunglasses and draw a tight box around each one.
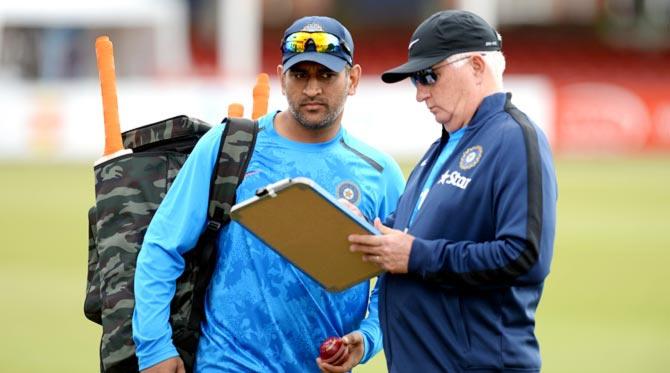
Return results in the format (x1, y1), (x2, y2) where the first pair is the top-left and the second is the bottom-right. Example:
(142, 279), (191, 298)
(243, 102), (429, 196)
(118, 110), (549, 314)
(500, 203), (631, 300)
(410, 55), (477, 87)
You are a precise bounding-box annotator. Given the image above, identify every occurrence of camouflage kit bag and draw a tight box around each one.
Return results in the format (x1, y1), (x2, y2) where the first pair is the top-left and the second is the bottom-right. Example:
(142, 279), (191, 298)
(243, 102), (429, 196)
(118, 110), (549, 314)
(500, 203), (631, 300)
(84, 115), (258, 372)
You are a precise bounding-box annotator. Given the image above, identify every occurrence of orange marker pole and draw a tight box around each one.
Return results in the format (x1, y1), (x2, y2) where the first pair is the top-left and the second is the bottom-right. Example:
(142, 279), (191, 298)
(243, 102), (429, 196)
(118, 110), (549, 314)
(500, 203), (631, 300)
(252, 73), (270, 120)
(228, 103), (244, 118)
(95, 36), (124, 156)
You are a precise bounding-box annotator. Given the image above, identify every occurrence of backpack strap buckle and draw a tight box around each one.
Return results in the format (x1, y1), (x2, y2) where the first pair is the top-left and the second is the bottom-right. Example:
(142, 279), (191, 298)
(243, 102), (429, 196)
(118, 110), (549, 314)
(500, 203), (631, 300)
(206, 220), (221, 232)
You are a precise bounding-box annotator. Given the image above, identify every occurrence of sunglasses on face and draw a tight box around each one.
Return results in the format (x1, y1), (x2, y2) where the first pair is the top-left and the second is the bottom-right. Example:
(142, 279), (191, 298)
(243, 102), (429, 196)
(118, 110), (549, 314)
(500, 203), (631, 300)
(410, 68), (438, 86)
(410, 55), (476, 87)
(282, 32), (353, 60)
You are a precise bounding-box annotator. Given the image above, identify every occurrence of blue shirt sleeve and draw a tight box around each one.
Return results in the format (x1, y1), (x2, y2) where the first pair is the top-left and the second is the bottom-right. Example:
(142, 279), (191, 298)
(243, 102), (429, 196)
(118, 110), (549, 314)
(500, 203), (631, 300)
(356, 279), (381, 363)
(377, 159), (405, 221)
(356, 157), (405, 363)
(132, 125), (224, 370)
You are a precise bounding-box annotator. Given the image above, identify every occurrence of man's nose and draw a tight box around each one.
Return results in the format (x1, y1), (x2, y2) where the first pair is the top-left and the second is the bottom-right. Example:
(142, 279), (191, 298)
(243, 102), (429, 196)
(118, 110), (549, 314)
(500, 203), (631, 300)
(415, 84), (430, 102)
(303, 77), (322, 97)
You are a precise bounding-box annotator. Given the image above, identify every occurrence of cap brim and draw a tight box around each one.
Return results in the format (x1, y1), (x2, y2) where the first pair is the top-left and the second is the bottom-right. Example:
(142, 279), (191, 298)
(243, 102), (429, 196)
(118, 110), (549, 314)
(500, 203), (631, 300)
(283, 52), (348, 73)
(381, 56), (447, 83)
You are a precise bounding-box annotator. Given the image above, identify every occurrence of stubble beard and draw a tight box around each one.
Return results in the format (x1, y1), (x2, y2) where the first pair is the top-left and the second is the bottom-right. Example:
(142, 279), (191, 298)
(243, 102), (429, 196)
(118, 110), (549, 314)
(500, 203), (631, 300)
(289, 88), (348, 131)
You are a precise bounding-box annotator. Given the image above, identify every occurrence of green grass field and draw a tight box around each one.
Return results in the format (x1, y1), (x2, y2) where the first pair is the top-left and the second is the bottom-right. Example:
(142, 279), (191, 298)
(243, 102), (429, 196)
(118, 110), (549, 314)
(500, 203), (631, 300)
(1, 156), (669, 372)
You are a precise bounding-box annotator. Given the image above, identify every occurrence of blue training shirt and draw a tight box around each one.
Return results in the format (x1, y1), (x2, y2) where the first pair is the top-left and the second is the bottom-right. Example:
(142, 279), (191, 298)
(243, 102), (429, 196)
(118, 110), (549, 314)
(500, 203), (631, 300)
(409, 127), (464, 226)
(133, 111), (405, 372)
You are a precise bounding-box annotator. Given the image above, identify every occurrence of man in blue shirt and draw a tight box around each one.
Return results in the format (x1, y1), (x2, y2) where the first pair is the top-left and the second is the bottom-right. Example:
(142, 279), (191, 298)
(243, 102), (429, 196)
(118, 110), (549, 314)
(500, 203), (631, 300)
(348, 10), (558, 372)
(132, 16), (404, 372)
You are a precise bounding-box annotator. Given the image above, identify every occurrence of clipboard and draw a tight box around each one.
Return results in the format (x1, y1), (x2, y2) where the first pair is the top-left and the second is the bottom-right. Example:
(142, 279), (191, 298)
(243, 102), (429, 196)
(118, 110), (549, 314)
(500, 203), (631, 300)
(230, 177), (382, 292)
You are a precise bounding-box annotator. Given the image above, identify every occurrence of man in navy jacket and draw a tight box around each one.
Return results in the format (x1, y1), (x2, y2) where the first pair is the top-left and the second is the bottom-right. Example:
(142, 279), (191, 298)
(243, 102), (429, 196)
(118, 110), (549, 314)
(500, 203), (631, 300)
(348, 10), (557, 373)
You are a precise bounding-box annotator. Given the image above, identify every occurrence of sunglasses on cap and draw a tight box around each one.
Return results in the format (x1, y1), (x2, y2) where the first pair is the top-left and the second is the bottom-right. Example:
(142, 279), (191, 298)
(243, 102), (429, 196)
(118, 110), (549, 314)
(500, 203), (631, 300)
(410, 54), (482, 86)
(282, 32), (352, 60)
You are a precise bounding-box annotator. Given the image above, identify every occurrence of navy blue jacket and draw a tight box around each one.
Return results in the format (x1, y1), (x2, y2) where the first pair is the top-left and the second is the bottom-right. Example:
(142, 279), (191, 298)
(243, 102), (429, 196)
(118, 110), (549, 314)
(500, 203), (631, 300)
(380, 93), (557, 372)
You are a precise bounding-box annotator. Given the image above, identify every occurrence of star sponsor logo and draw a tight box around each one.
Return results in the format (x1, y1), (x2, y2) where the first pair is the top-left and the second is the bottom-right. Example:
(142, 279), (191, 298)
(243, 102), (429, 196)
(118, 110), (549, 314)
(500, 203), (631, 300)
(336, 180), (361, 205)
(408, 38), (420, 50)
(459, 145), (483, 170)
(438, 169), (472, 190)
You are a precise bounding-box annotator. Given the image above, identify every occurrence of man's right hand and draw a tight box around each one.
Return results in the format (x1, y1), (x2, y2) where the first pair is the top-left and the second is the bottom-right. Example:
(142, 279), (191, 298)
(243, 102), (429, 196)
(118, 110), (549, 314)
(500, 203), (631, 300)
(141, 357), (185, 373)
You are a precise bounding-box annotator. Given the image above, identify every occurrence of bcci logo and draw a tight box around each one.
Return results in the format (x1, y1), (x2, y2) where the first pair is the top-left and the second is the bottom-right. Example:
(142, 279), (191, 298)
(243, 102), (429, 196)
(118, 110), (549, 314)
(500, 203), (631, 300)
(336, 181), (361, 205)
(459, 145), (483, 170)
(301, 23), (324, 32)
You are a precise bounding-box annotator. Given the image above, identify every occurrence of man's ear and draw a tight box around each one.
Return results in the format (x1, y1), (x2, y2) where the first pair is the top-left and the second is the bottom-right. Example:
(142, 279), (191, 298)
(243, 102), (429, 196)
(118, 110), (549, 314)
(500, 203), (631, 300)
(347, 64), (362, 96)
(277, 64), (286, 95)
(470, 55), (485, 81)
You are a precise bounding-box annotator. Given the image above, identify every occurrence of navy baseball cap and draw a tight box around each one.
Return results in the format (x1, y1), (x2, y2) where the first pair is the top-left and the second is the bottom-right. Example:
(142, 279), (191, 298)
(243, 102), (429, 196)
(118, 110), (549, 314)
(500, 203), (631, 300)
(281, 16), (354, 72)
(382, 10), (502, 83)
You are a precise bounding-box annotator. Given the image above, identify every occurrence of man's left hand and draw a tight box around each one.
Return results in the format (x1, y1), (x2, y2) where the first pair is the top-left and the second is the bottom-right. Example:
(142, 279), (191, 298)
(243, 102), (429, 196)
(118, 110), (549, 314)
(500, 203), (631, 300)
(316, 331), (365, 373)
(349, 218), (413, 273)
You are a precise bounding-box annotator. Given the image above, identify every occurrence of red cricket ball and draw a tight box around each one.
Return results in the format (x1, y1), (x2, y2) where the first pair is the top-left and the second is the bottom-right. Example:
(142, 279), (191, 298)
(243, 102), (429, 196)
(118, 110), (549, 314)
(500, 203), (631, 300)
(319, 337), (342, 360)
(319, 336), (348, 365)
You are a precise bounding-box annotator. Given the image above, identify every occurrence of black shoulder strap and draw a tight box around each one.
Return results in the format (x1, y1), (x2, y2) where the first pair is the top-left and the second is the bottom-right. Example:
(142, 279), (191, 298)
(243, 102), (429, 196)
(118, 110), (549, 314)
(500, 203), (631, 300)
(206, 117), (259, 231)
(174, 117), (259, 371)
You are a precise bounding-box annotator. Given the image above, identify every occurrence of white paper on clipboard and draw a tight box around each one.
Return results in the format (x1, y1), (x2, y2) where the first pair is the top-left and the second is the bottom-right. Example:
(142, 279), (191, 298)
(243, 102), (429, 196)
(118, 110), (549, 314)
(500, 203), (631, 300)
(230, 177), (382, 292)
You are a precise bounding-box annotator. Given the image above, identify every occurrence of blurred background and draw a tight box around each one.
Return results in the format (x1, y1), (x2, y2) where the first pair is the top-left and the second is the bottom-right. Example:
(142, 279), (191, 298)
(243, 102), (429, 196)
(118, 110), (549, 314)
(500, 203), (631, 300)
(0, 0), (669, 372)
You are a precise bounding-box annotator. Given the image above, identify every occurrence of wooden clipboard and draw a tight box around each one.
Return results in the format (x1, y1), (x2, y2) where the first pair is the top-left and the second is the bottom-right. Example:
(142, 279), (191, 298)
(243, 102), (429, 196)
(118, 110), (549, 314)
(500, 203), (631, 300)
(230, 177), (382, 292)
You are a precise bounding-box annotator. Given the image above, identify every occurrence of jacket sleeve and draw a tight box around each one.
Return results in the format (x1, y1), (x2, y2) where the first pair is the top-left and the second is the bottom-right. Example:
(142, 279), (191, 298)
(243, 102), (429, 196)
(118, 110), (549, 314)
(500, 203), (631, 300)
(132, 126), (223, 370)
(357, 158), (405, 362)
(408, 125), (557, 288)
(382, 211), (397, 229)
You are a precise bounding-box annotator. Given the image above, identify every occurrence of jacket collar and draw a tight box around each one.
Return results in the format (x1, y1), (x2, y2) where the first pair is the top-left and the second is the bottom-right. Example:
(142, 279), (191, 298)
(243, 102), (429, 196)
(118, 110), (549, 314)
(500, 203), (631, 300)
(439, 92), (508, 144)
(466, 92), (509, 130)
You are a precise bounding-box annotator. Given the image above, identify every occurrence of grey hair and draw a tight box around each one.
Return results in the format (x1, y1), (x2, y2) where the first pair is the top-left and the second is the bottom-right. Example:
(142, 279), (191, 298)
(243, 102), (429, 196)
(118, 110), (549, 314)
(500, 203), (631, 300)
(446, 51), (506, 89)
